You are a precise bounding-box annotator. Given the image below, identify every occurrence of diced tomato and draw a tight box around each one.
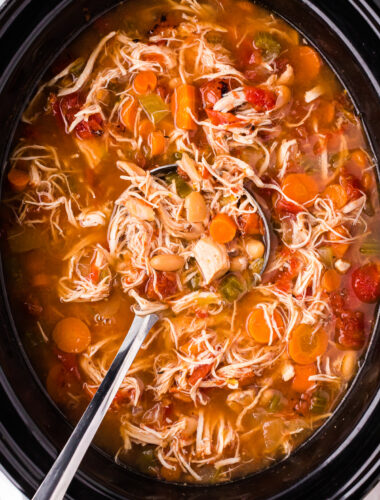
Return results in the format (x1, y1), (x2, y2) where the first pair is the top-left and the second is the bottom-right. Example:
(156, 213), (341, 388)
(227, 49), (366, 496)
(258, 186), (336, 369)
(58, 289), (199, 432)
(200, 79), (229, 108)
(275, 196), (303, 216)
(145, 271), (178, 300)
(237, 39), (262, 69)
(53, 92), (104, 140)
(335, 310), (365, 349)
(330, 289), (347, 316)
(113, 387), (134, 405)
(244, 86), (277, 112)
(352, 263), (380, 303)
(188, 363), (213, 385)
(75, 113), (104, 140)
(239, 371), (256, 387)
(155, 85), (167, 100)
(58, 93), (80, 122)
(294, 392), (312, 416)
(206, 108), (241, 125)
(46, 364), (80, 405)
(53, 346), (81, 380)
(275, 255), (299, 292)
(340, 173), (363, 201)
(142, 401), (173, 427)
(237, 213), (263, 235)
(195, 308), (209, 319)
(276, 56), (290, 75)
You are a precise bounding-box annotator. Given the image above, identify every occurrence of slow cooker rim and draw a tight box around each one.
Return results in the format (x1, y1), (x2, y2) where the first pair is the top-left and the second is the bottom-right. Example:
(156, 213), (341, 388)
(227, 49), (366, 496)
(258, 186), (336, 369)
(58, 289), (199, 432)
(0, 0), (379, 499)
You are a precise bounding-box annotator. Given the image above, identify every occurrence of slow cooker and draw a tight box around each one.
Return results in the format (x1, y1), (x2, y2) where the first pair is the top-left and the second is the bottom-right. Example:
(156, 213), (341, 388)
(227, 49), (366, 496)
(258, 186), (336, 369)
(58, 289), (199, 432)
(0, 0), (379, 498)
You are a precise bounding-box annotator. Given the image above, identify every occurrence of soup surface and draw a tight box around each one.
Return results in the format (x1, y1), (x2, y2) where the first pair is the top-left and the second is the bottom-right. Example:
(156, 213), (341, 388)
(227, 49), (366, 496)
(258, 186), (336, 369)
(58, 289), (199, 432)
(2, 0), (380, 484)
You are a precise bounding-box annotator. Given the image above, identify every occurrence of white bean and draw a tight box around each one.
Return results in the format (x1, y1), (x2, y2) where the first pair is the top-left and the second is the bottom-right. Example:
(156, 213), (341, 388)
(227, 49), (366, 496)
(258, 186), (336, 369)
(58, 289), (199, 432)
(245, 238), (265, 259)
(230, 255), (248, 272)
(150, 254), (185, 272)
(184, 191), (208, 223)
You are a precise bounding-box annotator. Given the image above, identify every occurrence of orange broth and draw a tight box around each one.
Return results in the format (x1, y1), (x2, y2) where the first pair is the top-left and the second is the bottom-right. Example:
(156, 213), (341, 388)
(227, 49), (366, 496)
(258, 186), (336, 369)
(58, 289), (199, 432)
(2, 0), (379, 484)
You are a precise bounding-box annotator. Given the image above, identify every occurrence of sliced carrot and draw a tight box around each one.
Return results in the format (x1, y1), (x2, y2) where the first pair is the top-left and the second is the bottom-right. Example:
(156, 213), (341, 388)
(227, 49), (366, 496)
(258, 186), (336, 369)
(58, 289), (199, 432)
(133, 70), (157, 95)
(120, 97), (138, 132)
(288, 45), (321, 83)
(149, 130), (166, 156)
(288, 324), (328, 365)
(328, 225), (350, 258)
(323, 184), (348, 209)
(291, 363), (317, 393)
(351, 149), (368, 169)
(209, 213), (237, 243)
(171, 84), (197, 130)
(8, 168), (29, 192)
(246, 308), (284, 344)
(281, 173), (319, 207)
(52, 317), (91, 354)
(321, 269), (341, 292)
(188, 363), (213, 385)
(138, 119), (155, 139)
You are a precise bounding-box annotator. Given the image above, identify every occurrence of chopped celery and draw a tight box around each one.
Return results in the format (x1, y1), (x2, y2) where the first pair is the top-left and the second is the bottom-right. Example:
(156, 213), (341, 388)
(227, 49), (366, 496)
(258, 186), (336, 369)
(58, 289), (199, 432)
(254, 32), (281, 60)
(165, 172), (192, 198)
(188, 273), (201, 291)
(317, 246), (333, 268)
(136, 447), (157, 471)
(172, 151), (182, 161)
(360, 240), (380, 255)
(220, 274), (245, 302)
(250, 258), (264, 275)
(310, 389), (329, 414)
(139, 94), (169, 124)
(268, 393), (281, 412)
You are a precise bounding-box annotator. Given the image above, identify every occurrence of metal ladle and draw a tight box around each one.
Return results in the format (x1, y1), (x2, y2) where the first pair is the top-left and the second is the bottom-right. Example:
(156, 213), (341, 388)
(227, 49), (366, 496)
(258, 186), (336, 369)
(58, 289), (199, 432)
(32, 165), (271, 500)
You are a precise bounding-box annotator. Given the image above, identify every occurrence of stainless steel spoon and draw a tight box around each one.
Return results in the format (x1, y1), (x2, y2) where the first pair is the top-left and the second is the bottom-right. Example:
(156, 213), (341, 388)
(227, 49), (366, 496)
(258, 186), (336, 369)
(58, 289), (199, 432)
(32, 313), (159, 500)
(32, 164), (271, 500)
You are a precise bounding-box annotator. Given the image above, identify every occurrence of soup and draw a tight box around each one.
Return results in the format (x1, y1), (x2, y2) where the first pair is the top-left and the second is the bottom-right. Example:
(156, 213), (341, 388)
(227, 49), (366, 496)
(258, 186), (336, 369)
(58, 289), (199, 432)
(2, 0), (379, 484)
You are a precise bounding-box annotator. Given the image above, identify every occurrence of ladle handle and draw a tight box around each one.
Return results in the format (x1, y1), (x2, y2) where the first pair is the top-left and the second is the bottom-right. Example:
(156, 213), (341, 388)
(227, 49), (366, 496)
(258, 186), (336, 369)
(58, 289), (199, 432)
(33, 313), (159, 500)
